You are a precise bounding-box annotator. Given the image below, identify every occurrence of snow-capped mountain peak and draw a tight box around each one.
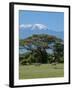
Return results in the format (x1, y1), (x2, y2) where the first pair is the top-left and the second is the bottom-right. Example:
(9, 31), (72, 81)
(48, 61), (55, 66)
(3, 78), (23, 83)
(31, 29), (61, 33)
(20, 24), (48, 30)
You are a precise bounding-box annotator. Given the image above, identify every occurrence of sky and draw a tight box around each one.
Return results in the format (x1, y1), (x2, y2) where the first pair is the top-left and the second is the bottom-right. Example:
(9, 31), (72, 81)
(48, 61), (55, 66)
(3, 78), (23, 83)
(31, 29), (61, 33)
(19, 10), (64, 39)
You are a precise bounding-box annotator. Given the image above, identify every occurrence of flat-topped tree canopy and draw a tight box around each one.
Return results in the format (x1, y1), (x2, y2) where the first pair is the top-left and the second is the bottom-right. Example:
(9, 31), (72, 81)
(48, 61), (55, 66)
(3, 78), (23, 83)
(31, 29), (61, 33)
(19, 34), (63, 51)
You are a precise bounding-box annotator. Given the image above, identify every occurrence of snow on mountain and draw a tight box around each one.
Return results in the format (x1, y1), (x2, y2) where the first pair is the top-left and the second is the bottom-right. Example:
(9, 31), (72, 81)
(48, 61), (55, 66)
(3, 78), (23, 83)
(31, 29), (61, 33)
(20, 24), (48, 30)
(19, 24), (64, 40)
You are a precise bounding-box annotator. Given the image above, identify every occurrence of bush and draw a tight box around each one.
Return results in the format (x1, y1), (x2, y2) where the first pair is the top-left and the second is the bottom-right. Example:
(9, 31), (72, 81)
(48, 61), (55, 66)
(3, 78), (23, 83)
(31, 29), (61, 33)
(47, 54), (54, 63)
(59, 57), (64, 63)
(20, 60), (27, 65)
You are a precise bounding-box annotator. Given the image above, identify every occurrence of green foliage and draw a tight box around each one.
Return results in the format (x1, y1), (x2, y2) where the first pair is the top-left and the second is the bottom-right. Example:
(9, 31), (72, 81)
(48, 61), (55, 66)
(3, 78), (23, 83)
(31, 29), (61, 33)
(59, 57), (64, 63)
(47, 54), (54, 63)
(19, 34), (64, 65)
(20, 60), (27, 65)
(53, 42), (64, 63)
(19, 34), (60, 48)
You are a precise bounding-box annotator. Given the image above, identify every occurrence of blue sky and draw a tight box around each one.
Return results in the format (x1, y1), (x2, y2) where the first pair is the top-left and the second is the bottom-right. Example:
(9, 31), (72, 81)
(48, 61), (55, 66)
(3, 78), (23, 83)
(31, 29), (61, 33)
(19, 10), (64, 39)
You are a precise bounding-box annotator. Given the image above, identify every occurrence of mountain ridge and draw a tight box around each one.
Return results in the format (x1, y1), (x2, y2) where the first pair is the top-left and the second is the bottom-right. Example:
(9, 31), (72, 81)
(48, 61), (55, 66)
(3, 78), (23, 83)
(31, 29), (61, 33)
(19, 24), (64, 40)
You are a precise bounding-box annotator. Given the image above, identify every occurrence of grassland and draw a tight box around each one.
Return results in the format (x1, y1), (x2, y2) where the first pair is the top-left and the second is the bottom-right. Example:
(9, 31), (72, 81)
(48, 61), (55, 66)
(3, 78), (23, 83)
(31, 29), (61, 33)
(19, 64), (64, 79)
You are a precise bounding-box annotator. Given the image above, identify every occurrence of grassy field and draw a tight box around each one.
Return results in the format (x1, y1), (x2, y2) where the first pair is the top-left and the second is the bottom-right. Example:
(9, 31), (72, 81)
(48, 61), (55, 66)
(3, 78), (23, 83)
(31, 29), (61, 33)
(19, 64), (64, 79)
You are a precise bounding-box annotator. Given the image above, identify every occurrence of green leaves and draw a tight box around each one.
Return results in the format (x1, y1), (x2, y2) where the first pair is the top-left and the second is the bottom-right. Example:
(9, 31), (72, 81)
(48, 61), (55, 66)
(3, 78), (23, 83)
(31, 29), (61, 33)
(19, 34), (64, 65)
(19, 34), (62, 49)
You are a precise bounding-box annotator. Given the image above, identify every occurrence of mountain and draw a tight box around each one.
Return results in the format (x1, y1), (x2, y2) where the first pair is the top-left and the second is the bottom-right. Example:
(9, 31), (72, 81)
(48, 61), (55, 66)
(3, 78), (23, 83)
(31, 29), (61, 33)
(46, 29), (64, 40)
(19, 24), (64, 40)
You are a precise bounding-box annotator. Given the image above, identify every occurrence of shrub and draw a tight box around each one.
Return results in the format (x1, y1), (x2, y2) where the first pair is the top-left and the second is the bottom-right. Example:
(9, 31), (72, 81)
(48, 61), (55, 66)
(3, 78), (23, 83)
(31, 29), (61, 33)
(20, 60), (27, 65)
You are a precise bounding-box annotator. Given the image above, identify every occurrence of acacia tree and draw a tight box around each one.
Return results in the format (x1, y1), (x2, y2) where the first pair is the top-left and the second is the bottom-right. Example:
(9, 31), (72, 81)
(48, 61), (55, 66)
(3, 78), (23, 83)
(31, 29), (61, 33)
(19, 34), (63, 64)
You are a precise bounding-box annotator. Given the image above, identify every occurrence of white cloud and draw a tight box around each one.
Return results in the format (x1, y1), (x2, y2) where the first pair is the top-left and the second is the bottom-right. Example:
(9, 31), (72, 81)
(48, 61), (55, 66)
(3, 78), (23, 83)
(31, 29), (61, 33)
(20, 24), (48, 30)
